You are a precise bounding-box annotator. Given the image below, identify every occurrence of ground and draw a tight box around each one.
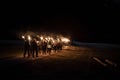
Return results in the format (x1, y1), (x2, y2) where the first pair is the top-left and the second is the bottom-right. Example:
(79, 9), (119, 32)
(0, 43), (120, 80)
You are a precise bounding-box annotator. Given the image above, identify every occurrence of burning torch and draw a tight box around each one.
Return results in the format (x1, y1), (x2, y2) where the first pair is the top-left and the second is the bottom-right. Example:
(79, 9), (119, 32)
(28, 35), (31, 41)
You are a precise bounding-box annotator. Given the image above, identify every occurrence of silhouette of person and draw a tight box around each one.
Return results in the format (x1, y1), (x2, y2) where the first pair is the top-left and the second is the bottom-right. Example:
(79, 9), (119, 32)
(31, 39), (38, 57)
(42, 41), (47, 55)
(24, 40), (30, 58)
(47, 41), (52, 54)
(53, 43), (57, 53)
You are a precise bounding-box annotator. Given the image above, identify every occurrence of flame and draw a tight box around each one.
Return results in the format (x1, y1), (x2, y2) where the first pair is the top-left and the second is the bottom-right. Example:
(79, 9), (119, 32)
(40, 36), (43, 40)
(61, 37), (70, 43)
(22, 35), (25, 39)
(21, 32), (71, 45)
(28, 35), (31, 41)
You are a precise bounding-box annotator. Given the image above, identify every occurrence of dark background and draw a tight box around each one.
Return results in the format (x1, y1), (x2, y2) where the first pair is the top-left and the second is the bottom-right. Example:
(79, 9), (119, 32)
(0, 1), (120, 44)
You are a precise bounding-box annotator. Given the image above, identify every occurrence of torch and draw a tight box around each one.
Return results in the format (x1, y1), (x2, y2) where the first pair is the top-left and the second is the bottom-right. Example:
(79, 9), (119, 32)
(22, 35), (25, 39)
(28, 35), (31, 41)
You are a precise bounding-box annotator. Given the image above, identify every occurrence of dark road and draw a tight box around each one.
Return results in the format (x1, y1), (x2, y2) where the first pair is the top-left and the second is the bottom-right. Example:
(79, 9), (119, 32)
(0, 46), (120, 80)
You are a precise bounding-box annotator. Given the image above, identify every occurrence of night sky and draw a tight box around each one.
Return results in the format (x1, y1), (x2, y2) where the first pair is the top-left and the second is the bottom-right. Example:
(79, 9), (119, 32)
(0, 1), (120, 44)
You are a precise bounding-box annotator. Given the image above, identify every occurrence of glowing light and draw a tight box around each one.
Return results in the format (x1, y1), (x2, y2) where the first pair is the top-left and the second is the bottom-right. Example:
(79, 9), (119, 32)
(52, 40), (55, 43)
(28, 35), (31, 41)
(21, 32), (71, 46)
(36, 41), (39, 44)
(40, 36), (43, 40)
(61, 37), (70, 43)
(22, 35), (25, 39)
(45, 37), (48, 40)
(57, 38), (60, 42)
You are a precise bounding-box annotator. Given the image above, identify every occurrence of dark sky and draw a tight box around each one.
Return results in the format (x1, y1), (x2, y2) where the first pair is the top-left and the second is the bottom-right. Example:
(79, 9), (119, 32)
(0, 1), (120, 44)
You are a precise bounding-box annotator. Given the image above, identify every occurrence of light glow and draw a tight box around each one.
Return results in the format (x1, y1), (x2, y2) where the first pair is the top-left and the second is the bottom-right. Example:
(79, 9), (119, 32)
(61, 37), (70, 43)
(28, 35), (31, 41)
(40, 36), (43, 40)
(22, 35), (25, 39)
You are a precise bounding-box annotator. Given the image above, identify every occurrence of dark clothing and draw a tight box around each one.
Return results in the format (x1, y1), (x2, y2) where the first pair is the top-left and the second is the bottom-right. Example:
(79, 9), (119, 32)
(31, 40), (38, 57)
(53, 44), (57, 53)
(59, 44), (62, 50)
(24, 40), (30, 57)
(41, 42), (47, 54)
(57, 43), (62, 50)
(32, 47), (38, 57)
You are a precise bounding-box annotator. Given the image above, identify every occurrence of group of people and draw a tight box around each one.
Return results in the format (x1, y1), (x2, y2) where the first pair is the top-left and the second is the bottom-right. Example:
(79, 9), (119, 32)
(23, 38), (63, 58)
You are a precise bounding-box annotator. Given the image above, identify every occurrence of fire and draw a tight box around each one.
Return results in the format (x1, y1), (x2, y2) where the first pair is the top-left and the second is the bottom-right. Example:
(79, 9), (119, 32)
(28, 35), (31, 41)
(61, 37), (70, 43)
(21, 32), (71, 46)
(22, 35), (25, 39)
(40, 36), (43, 40)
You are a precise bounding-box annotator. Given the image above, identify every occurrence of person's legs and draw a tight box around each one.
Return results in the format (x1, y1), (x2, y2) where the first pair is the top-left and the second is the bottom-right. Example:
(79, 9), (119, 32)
(49, 48), (51, 54)
(47, 48), (49, 54)
(36, 48), (38, 57)
(32, 48), (34, 58)
(48, 48), (51, 55)
(24, 48), (27, 58)
(44, 48), (46, 55)
(28, 48), (30, 57)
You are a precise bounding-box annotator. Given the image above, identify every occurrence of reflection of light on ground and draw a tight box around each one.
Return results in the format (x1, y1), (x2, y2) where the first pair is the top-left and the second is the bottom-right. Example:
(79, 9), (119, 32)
(4, 46), (92, 59)
(63, 46), (69, 49)
(15, 46), (76, 58)
(0, 46), (94, 63)
(15, 50), (62, 59)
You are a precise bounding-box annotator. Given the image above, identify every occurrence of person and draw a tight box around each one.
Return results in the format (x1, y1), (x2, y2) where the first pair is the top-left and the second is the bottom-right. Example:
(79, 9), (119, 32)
(47, 41), (52, 54)
(31, 39), (38, 57)
(53, 42), (57, 53)
(59, 43), (63, 50)
(41, 41), (47, 55)
(37, 41), (41, 54)
(24, 40), (30, 58)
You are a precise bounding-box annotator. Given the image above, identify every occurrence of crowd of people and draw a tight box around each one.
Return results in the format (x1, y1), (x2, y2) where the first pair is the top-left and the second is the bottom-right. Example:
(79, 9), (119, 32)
(22, 34), (70, 58)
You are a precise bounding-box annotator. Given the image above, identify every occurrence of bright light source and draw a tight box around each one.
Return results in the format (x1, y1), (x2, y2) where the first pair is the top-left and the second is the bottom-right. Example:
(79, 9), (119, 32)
(28, 35), (31, 41)
(36, 41), (39, 44)
(21, 32), (71, 46)
(40, 36), (43, 40)
(61, 37), (70, 43)
(45, 37), (48, 40)
(22, 35), (25, 39)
